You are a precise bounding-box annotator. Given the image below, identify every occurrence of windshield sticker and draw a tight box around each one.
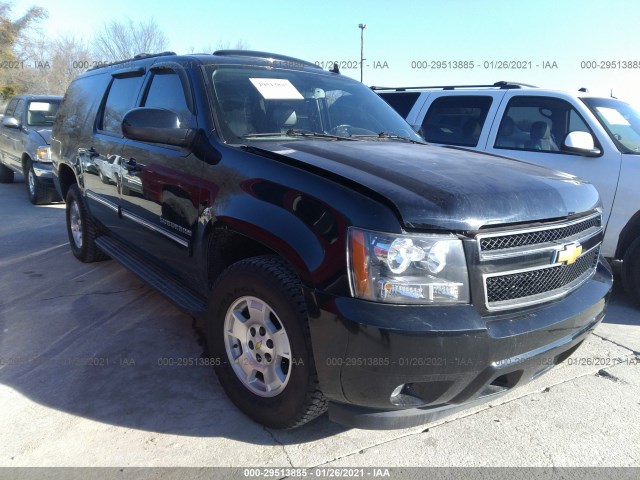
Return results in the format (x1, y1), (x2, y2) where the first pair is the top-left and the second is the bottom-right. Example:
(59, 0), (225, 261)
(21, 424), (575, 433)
(249, 78), (304, 100)
(29, 102), (52, 111)
(597, 107), (630, 126)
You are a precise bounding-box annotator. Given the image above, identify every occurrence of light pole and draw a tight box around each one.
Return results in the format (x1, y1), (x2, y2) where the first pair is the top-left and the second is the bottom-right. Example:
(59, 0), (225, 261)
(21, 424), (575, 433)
(358, 23), (366, 83)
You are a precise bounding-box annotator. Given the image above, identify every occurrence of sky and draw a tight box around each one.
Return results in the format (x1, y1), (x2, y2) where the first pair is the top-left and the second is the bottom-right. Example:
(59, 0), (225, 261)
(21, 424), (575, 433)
(10, 0), (640, 106)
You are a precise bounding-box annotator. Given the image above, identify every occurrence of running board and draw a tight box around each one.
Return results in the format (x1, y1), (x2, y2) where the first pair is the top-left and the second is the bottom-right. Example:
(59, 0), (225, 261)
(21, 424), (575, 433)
(95, 236), (207, 317)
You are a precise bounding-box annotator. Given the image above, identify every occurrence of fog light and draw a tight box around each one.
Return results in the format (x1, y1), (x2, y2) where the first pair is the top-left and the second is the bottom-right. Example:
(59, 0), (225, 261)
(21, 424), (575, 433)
(391, 384), (405, 397)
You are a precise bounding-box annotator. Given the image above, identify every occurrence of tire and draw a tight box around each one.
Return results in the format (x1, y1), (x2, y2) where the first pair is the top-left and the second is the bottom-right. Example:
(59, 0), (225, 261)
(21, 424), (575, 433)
(0, 163), (14, 183)
(621, 237), (640, 307)
(65, 184), (109, 263)
(207, 255), (328, 429)
(26, 160), (59, 205)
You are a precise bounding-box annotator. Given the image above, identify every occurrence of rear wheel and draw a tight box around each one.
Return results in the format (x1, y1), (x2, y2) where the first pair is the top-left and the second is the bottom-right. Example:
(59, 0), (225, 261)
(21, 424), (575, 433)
(622, 237), (640, 306)
(207, 255), (327, 429)
(0, 164), (14, 183)
(65, 184), (108, 262)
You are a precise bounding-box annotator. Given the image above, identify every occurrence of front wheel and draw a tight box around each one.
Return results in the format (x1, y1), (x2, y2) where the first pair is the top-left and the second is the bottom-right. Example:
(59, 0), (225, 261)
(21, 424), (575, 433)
(65, 184), (108, 263)
(207, 256), (327, 429)
(26, 161), (58, 205)
(622, 237), (640, 307)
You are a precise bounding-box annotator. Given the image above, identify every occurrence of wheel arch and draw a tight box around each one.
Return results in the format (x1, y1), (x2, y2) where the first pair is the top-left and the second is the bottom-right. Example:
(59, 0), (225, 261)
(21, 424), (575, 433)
(21, 153), (32, 175)
(57, 163), (78, 200)
(615, 209), (640, 260)
(204, 221), (304, 291)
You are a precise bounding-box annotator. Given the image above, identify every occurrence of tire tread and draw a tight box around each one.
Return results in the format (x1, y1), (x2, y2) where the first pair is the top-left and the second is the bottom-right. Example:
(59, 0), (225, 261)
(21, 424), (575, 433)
(210, 255), (328, 429)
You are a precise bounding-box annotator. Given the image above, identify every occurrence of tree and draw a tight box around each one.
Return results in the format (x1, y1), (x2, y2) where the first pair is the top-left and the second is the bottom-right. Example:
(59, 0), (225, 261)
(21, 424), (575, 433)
(0, 1), (47, 99)
(92, 18), (168, 62)
(186, 40), (249, 54)
(20, 35), (91, 95)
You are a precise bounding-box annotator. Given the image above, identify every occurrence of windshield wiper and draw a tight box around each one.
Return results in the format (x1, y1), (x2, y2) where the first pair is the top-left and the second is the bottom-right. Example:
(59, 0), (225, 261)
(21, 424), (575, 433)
(285, 128), (359, 141)
(241, 132), (288, 138)
(353, 131), (428, 145)
(241, 129), (358, 141)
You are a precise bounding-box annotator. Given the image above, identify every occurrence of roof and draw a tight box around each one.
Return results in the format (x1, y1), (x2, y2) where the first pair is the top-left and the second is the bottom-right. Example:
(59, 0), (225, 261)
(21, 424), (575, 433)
(83, 50), (324, 75)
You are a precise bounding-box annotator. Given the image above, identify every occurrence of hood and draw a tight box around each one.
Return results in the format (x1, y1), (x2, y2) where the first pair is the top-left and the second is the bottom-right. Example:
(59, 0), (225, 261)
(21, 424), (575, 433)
(33, 128), (52, 145)
(251, 140), (600, 231)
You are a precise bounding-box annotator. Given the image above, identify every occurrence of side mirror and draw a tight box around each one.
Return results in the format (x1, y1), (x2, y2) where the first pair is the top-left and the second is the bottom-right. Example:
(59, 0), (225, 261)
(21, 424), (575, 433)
(562, 131), (601, 157)
(122, 108), (195, 147)
(2, 116), (21, 129)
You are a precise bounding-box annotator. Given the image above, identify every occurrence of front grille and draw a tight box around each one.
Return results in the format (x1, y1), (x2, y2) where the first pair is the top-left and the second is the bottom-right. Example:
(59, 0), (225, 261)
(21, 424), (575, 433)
(476, 212), (603, 311)
(486, 246), (600, 304)
(480, 214), (601, 252)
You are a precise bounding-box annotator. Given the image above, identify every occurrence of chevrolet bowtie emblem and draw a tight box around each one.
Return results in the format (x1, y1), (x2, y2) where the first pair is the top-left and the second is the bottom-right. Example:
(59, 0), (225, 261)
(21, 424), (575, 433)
(556, 242), (583, 265)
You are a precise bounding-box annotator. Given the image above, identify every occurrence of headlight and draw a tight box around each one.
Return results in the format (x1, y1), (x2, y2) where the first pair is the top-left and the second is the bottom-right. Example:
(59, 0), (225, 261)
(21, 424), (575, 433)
(348, 227), (470, 304)
(36, 146), (51, 162)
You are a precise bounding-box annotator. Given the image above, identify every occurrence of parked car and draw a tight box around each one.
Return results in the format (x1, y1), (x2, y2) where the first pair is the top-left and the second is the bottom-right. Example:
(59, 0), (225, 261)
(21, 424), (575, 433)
(374, 82), (640, 304)
(51, 52), (611, 430)
(0, 95), (63, 204)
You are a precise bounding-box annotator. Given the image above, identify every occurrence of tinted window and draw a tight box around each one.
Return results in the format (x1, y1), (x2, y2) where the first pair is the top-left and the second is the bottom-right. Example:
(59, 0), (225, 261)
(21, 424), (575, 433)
(422, 96), (493, 147)
(143, 71), (191, 127)
(496, 96), (595, 153)
(100, 76), (144, 135)
(54, 74), (112, 143)
(378, 92), (421, 118)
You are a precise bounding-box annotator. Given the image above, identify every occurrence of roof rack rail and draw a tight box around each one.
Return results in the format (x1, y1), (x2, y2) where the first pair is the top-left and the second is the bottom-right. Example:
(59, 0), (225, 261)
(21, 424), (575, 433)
(371, 81), (537, 92)
(213, 50), (320, 69)
(133, 51), (177, 59)
(87, 51), (177, 72)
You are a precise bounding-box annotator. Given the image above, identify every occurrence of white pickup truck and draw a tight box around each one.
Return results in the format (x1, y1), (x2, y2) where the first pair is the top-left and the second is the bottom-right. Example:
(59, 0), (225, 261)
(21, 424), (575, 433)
(375, 82), (640, 304)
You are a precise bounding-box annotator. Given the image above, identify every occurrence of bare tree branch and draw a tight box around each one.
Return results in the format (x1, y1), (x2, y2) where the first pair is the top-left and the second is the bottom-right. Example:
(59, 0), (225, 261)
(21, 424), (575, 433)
(92, 17), (168, 62)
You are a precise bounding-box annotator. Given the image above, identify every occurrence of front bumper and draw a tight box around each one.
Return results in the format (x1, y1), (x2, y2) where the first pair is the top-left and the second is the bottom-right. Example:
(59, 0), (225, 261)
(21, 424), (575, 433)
(305, 260), (612, 429)
(31, 161), (54, 182)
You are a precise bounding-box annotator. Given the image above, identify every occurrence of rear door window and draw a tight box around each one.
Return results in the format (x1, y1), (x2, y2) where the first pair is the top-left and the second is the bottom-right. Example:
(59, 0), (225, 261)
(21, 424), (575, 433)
(421, 96), (493, 147)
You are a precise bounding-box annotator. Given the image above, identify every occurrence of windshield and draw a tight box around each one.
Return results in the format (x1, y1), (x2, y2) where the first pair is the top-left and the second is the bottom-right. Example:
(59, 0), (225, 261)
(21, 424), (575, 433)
(206, 65), (421, 143)
(582, 97), (640, 153)
(27, 100), (61, 127)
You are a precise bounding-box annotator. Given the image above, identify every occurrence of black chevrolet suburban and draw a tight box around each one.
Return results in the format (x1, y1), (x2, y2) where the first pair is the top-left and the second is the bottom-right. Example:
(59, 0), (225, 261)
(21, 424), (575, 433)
(51, 51), (612, 430)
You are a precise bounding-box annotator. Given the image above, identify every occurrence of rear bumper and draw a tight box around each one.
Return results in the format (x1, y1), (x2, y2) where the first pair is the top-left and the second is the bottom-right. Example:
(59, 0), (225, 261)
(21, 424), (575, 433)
(305, 260), (612, 429)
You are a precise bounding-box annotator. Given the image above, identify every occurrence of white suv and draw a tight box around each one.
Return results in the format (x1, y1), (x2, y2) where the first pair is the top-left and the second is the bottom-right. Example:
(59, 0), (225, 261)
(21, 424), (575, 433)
(375, 82), (640, 304)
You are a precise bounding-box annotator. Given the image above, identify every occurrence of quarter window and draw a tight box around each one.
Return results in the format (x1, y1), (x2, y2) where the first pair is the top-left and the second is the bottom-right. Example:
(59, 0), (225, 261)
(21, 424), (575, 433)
(421, 96), (493, 147)
(100, 76), (144, 135)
